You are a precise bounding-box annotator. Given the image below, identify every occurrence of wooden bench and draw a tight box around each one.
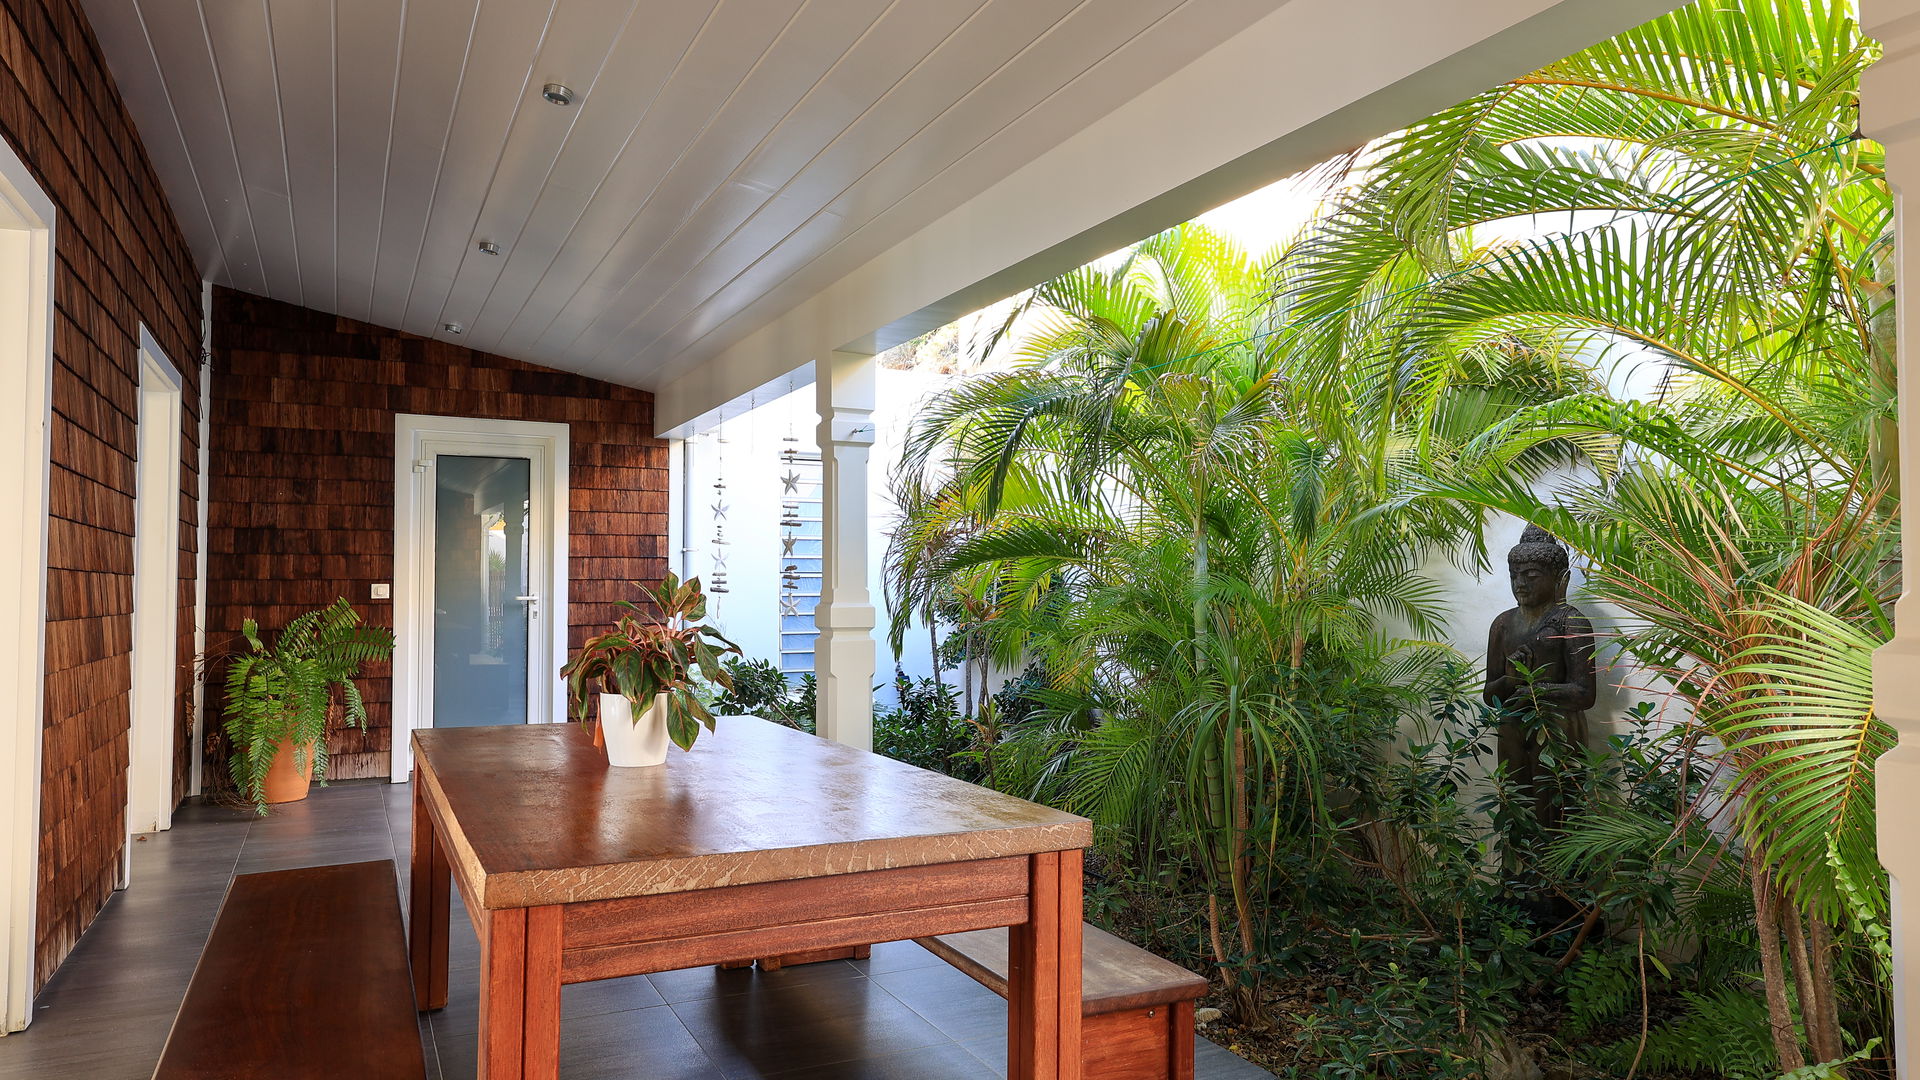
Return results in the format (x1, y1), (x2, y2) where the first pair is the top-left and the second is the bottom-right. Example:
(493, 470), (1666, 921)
(154, 860), (427, 1080)
(916, 924), (1210, 1080)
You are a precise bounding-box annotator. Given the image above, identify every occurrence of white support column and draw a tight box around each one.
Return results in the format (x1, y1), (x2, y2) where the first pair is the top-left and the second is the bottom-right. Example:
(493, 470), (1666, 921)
(813, 350), (878, 751)
(1863, 7), (1920, 1074)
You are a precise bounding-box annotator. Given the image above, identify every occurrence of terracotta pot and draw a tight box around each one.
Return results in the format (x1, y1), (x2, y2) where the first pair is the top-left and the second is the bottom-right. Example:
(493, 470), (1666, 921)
(261, 740), (316, 804)
(598, 692), (669, 767)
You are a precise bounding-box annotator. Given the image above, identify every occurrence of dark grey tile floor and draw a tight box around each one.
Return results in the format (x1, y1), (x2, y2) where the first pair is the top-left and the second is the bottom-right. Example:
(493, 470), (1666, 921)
(0, 781), (1272, 1078)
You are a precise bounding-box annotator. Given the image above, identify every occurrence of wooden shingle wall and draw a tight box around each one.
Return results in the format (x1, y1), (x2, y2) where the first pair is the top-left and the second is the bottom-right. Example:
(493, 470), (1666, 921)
(208, 288), (669, 780)
(0, 0), (205, 989)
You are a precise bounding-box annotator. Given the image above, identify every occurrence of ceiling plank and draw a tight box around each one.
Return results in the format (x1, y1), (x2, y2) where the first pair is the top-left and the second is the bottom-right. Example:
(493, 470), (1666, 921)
(332, 0), (406, 322)
(425, 0), (668, 346)
(128, 0), (267, 295)
(569, 0), (1140, 369)
(641, 0), (1274, 373)
(462, 0), (807, 355)
(263, 0), (339, 315)
(395, 0), (558, 337)
(365, 0), (482, 333)
(200, 0), (302, 302)
(77, 0), (227, 282)
(502, 0), (989, 363)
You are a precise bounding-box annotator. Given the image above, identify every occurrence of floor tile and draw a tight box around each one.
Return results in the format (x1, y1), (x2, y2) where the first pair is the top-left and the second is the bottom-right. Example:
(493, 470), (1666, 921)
(871, 964), (1006, 1043)
(848, 939), (945, 976)
(766, 1041), (999, 1079)
(1198, 1035), (1278, 1077)
(647, 958), (862, 1005)
(671, 975), (950, 1079)
(959, 1035), (1010, 1079)
(435, 1004), (718, 1080)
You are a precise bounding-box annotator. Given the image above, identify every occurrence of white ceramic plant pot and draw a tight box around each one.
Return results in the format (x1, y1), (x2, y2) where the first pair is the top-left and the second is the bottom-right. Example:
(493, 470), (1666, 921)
(599, 692), (669, 768)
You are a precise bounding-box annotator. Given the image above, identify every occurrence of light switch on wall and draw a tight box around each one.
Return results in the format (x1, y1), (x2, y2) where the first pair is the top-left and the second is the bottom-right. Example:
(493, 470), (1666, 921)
(371, 583), (391, 600)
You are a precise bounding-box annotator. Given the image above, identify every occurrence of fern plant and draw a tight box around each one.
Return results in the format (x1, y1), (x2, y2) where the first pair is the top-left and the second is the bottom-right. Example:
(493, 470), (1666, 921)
(1593, 987), (1779, 1079)
(222, 598), (394, 814)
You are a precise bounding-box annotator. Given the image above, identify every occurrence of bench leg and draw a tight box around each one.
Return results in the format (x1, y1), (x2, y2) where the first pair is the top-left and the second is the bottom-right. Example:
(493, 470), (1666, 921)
(410, 768), (451, 1011)
(479, 906), (563, 1080)
(755, 944), (871, 971)
(1008, 849), (1083, 1080)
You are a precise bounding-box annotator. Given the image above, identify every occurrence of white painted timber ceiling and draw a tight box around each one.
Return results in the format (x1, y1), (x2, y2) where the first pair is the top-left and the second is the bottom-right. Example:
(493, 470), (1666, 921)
(80, 0), (1279, 388)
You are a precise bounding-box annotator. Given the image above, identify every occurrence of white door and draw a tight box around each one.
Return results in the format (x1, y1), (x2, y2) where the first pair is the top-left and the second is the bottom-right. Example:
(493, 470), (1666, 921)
(390, 416), (569, 781)
(0, 122), (55, 1036)
(125, 328), (184, 873)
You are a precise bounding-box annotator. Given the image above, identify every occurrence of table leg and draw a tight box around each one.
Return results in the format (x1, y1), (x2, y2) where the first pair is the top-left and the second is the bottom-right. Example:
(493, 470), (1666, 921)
(1008, 849), (1083, 1080)
(479, 906), (564, 1080)
(409, 767), (450, 1011)
(1171, 999), (1196, 1080)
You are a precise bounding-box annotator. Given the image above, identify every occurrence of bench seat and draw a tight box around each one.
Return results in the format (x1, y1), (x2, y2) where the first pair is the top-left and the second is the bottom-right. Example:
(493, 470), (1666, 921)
(917, 924), (1210, 1080)
(154, 859), (427, 1080)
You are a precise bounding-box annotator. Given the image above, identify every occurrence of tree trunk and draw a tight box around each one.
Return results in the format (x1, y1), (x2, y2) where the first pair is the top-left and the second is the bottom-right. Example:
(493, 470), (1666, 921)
(929, 623), (944, 698)
(1865, 256), (1898, 503)
(1192, 518), (1210, 661)
(1206, 892), (1239, 995)
(1781, 905), (1824, 1060)
(1806, 915), (1845, 1067)
(961, 638), (975, 716)
(1228, 727), (1264, 1029)
(1749, 867), (1806, 1071)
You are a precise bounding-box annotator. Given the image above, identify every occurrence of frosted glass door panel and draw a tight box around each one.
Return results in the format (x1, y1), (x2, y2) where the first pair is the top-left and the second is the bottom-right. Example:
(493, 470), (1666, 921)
(432, 455), (531, 727)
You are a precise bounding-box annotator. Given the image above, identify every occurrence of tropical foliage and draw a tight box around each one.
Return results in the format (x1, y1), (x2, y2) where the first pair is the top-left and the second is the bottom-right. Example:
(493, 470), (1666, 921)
(883, 0), (1897, 1073)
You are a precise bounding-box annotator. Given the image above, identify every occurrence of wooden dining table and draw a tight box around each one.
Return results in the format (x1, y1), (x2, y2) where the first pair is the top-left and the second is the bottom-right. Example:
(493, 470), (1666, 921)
(408, 717), (1092, 1080)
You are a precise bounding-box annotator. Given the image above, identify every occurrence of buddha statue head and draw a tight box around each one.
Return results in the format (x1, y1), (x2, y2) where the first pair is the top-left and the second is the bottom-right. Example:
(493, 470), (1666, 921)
(1507, 524), (1570, 610)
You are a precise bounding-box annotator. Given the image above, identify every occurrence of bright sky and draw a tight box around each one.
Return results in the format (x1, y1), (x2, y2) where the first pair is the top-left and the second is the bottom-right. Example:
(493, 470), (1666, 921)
(944, 168), (1337, 369)
(1191, 169), (1332, 253)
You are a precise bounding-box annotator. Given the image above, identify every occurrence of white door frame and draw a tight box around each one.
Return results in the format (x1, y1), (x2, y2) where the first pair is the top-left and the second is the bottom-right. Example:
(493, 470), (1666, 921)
(391, 415), (570, 781)
(126, 328), (183, 845)
(0, 137), (55, 1033)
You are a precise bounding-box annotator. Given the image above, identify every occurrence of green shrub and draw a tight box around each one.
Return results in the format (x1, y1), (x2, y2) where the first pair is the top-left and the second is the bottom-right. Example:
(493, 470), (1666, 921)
(714, 657), (814, 733)
(871, 669), (981, 781)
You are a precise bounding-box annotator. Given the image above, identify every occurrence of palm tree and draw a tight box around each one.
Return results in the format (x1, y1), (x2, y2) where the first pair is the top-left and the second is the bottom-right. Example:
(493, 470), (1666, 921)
(887, 225), (1573, 1024)
(1271, 0), (1891, 1066)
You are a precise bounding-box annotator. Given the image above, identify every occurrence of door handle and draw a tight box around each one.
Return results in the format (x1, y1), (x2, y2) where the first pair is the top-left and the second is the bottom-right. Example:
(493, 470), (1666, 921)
(514, 595), (539, 602)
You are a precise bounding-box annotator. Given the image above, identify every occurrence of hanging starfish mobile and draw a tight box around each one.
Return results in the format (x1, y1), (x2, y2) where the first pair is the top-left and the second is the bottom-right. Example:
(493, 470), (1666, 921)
(781, 471), (802, 494)
(710, 500), (729, 518)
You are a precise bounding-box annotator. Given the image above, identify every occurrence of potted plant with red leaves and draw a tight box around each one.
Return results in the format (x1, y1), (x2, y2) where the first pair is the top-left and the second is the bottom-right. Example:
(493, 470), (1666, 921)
(560, 573), (740, 766)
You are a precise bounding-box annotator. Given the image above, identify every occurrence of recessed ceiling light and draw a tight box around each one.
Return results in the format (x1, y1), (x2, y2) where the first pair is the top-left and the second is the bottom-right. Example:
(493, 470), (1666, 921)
(443, 322), (464, 335)
(476, 240), (501, 256)
(542, 83), (575, 106)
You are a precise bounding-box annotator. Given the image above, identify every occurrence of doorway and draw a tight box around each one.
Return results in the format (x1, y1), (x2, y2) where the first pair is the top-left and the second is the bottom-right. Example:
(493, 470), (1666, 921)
(0, 136), (54, 1033)
(126, 329), (183, 848)
(390, 416), (569, 781)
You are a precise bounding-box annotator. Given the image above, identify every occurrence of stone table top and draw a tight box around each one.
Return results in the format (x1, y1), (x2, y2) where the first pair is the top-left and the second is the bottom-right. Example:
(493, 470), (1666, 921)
(412, 717), (1092, 909)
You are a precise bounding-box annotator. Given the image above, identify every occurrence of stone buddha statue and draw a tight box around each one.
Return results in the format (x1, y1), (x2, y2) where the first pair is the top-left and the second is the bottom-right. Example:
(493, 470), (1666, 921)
(1482, 524), (1598, 833)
